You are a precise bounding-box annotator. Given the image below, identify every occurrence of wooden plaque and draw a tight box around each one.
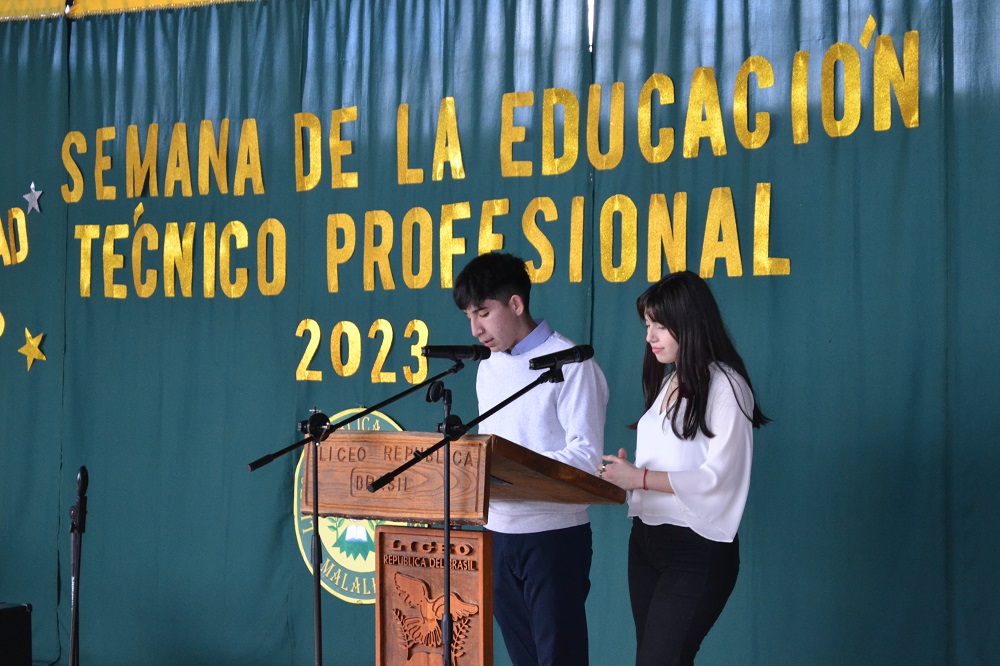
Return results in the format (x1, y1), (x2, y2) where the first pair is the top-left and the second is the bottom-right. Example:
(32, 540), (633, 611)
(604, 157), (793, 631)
(301, 431), (489, 524)
(301, 431), (625, 525)
(375, 526), (492, 666)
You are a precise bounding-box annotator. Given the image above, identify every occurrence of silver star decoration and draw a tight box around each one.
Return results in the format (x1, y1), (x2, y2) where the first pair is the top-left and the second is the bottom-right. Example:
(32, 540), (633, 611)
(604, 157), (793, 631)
(23, 182), (43, 215)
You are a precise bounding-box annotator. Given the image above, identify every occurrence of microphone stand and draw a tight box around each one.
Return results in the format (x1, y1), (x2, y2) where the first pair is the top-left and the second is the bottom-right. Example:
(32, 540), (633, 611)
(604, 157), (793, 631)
(368, 365), (568, 666)
(368, 365), (566, 492)
(245, 360), (467, 666)
(245, 360), (467, 472)
(308, 413), (330, 666)
(424, 381), (465, 666)
(69, 466), (88, 666)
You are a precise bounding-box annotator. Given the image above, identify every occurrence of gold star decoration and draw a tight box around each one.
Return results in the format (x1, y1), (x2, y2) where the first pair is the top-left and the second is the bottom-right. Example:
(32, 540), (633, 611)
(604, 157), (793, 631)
(18, 328), (46, 371)
(23, 182), (43, 215)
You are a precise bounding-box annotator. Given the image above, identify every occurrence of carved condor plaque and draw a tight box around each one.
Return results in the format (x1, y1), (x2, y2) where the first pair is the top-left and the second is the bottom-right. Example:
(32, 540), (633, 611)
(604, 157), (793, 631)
(376, 526), (492, 666)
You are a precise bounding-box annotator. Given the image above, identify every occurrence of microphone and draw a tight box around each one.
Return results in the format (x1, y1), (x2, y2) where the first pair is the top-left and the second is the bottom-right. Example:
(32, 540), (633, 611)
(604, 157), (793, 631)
(72, 466), (89, 535)
(421, 345), (492, 361)
(528, 344), (594, 370)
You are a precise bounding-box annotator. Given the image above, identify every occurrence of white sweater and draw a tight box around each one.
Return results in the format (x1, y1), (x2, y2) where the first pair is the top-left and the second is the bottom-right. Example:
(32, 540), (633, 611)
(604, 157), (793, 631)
(476, 329), (609, 533)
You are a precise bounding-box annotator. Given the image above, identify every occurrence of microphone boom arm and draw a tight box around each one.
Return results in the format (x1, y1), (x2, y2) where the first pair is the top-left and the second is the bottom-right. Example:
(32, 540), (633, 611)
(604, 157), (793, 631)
(368, 366), (564, 492)
(246, 360), (468, 472)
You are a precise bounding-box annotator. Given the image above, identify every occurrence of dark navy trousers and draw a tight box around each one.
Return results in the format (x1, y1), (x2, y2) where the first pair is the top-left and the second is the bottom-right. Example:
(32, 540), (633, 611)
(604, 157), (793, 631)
(490, 523), (593, 666)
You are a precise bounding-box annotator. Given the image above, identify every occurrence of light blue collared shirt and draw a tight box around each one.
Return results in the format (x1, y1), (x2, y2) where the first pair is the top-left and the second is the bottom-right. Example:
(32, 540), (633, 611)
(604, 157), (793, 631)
(509, 319), (552, 356)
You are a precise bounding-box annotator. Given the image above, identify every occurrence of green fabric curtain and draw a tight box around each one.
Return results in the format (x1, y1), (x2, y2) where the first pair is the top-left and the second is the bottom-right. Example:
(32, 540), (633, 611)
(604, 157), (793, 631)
(590, 1), (956, 663)
(1, 1), (997, 664)
(0, 15), (68, 663)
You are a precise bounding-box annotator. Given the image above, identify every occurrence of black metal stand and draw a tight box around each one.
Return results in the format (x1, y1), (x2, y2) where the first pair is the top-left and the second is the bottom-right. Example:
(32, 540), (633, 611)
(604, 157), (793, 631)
(307, 413), (331, 666)
(424, 380), (466, 666)
(245, 361), (467, 666)
(69, 466), (88, 666)
(368, 365), (564, 493)
(368, 365), (566, 666)
(245, 361), (467, 473)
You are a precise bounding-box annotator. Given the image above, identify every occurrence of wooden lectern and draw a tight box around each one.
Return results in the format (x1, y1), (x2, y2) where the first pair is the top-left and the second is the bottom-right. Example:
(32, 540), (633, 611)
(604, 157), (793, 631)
(302, 430), (625, 665)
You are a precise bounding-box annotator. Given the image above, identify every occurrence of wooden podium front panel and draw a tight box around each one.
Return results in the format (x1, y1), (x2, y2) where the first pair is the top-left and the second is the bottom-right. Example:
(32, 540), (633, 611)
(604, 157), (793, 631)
(301, 432), (490, 525)
(376, 526), (492, 666)
(301, 431), (626, 525)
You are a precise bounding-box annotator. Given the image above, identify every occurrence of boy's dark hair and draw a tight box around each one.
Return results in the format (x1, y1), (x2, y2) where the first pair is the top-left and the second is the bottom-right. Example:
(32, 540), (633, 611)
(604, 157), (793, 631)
(453, 252), (531, 311)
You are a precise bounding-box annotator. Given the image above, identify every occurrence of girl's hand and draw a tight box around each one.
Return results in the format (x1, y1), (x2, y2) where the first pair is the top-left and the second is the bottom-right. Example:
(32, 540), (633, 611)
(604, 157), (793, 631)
(599, 450), (643, 490)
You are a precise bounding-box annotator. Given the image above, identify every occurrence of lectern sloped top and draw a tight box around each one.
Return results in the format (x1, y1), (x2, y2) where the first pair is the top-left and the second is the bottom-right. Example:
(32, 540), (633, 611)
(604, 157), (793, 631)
(301, 431), (626, 525)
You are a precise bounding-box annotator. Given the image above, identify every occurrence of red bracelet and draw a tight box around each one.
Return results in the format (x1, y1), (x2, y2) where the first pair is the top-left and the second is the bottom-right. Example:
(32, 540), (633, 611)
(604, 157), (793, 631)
(642, 468), (648, 491)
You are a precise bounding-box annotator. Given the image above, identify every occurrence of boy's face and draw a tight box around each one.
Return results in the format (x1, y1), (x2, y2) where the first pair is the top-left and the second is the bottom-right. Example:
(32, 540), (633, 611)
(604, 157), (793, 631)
(463, 295), (531, 353)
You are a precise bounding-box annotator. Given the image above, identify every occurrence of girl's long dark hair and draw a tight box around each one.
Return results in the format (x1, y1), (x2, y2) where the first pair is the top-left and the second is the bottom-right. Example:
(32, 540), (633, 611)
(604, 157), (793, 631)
(637, 271), (769, 439)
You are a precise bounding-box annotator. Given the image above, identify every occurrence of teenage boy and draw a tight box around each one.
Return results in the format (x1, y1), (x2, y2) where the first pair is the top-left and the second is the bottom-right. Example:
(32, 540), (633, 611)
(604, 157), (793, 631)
(452, 251), (609, 666)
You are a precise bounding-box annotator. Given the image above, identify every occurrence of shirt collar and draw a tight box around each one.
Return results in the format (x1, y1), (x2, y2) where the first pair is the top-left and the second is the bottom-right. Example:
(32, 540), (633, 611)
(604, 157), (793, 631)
(509, 319), (552, 356)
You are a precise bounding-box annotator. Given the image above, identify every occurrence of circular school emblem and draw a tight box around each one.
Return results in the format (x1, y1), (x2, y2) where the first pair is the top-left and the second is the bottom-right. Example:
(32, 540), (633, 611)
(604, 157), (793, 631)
(293, 408), (404, 604)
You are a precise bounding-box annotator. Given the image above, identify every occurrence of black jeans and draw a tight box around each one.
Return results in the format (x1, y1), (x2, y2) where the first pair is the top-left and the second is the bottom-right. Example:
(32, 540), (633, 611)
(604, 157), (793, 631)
(628, 518), (740, 666)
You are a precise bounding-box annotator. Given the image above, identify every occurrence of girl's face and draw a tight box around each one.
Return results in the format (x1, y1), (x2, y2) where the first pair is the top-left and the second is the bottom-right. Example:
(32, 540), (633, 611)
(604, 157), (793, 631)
(644, 314), (679, 364)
